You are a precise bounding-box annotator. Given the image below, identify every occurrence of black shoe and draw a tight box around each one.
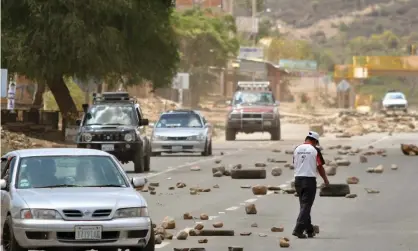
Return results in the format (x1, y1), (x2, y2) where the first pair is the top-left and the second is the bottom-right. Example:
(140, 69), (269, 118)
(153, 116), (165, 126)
(292, 231), (307, 239)
(306, 232), (315, 238)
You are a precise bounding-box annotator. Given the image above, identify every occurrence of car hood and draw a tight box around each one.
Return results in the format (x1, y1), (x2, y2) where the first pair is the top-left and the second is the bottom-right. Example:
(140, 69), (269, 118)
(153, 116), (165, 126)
(17, 187), (147, 209)
(232, 105), (276, 113)
(153, 127), (205, 137)
(383, 99), (407, 105)
(81, 125), (136, 133)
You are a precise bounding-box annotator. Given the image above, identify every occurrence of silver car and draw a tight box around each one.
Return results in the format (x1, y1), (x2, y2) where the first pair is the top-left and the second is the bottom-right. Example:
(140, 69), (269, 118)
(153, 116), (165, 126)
(150, 109), (213, 156)
(0, 148), (154, 251)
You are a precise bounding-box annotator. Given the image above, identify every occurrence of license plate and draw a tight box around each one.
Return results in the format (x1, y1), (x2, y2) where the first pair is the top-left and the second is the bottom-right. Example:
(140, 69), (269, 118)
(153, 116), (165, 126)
(101, 144), (114, 151)
(263, 121), (272, 126)
(247, 120), (257, 124)
(75, 226), (102, 240)
(171, 146), (182, 151)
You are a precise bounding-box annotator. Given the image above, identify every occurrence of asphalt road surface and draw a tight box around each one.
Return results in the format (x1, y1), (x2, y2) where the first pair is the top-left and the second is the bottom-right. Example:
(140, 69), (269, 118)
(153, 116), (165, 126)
(121, 124), (418, 251)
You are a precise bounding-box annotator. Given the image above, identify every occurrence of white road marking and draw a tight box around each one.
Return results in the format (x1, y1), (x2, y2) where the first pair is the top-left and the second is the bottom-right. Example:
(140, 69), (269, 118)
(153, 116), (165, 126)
(218, 211), (225, 214)
(208, 215), (219, 220)
(245, 198), (258, 203)
(225, 206), (240, 211)
(155, 242), (170, 249)
(360, 135), (390, 148)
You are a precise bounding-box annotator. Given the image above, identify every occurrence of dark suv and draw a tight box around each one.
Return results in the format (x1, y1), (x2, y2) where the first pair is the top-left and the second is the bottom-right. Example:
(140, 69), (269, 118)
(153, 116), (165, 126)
(76, 92), (151, 173)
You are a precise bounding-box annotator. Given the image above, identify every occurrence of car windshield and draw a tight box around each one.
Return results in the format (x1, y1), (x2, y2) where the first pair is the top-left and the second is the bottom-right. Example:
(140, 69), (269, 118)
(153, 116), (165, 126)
(385, 93), (405, 100)
(156, 113), (203, 128)
(84, 105), (136, 126)
(16, 156), (128, 189)
(233, 91), (274, 105)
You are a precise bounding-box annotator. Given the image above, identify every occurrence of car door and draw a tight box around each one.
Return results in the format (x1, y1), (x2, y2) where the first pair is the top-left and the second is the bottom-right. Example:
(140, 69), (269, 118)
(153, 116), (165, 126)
(1, 155), (16, 227)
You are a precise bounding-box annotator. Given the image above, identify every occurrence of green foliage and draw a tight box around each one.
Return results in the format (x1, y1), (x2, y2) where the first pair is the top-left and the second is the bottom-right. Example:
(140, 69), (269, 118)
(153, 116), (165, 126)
(1, 0), (179, 113)
(44, 78), (85, 111)
(172, 8), (239, 72)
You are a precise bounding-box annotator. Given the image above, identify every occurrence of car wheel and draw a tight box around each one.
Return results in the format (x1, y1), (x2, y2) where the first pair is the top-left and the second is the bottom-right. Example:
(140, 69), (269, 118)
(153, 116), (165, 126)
(2, 215), (28, 251)
(270, 123), (281, 141)
(144, 153), (151, 172)
(225, 128), (236, 141)
(128, 226), (155, 251)
(201, 141), (210, 156)
(134, 147), (145, 173)
(208, 141), (213, 156)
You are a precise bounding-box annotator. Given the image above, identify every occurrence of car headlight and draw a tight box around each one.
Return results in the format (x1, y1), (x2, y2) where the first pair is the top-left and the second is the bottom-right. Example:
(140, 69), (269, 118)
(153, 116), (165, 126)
(83, 133), (92, 142)
(114, 207), (148, 218)
(124, 133), (134, 142)
(153, 135), (167, 141)
(21, 209), (62, 220)
(187, 135), (205, 141)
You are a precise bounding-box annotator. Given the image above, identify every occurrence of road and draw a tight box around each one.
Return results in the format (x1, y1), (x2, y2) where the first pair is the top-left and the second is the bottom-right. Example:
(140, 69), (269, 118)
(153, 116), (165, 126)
(121, 123), (418, 251)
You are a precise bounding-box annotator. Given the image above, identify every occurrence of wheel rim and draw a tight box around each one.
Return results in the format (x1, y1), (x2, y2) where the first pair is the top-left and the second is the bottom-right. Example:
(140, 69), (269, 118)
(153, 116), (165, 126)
(2, 225), (11, 251)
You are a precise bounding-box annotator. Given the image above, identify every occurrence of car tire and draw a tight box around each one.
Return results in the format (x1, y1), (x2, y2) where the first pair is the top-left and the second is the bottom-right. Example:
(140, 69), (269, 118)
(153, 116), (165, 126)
(202, 140), (210, 156)
(208, 141), (213, 155)
(270, 123), (281, 141)
(128, 226), (155, 251)
(134, 147), (145, 173)
(2, 215), (28, 251)
(225, 128), (236, 141)
(144, 153), (151, 172)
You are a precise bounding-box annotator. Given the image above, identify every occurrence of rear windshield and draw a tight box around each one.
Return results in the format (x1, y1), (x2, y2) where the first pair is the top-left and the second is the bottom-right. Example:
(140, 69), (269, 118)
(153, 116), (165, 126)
(156, 113), (203, 128)
(385, 93), (405, 100)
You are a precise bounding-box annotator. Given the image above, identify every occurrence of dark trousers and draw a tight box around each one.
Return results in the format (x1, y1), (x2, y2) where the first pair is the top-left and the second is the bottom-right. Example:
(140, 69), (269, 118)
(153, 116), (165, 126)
(293, 176), (317, 234)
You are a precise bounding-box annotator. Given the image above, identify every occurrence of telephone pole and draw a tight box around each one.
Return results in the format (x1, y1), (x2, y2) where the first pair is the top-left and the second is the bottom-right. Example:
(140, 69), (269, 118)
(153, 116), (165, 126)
(252, 0), (257, 46)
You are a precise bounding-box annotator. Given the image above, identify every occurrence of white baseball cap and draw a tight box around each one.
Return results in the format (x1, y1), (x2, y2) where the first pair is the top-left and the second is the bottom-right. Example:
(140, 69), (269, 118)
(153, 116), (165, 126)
(307, 131), (320, 144)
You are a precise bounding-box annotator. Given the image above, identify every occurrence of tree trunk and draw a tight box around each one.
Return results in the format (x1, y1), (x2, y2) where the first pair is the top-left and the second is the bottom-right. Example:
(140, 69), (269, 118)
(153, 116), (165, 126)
(32, 82), (46, 109)
(46, 76), (78, 122)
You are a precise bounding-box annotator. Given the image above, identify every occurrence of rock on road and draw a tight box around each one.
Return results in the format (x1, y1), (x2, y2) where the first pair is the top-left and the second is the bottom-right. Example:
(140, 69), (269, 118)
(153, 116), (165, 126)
(122, 123), (418, 251)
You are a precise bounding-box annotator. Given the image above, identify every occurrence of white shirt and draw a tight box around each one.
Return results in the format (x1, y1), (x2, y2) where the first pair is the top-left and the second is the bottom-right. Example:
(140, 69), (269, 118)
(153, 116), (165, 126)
(293, 143), (325, 177)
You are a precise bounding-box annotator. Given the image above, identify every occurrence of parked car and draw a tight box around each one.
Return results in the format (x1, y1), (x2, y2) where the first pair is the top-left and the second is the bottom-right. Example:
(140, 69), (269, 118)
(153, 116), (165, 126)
(150, 109), (213, 156)
(0, 148), (154, 251)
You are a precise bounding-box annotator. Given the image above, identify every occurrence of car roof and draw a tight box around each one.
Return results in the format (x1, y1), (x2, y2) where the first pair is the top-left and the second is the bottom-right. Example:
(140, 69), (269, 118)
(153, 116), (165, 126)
(162, 109), (201, 115)
(4, 148), (112, 158)
(385, 92), (405, 96)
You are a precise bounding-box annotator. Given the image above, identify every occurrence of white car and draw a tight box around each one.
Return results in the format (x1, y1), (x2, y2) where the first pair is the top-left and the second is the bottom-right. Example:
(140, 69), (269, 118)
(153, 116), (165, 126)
(382, 91), (408, 113)
(0, 148), (154, 251)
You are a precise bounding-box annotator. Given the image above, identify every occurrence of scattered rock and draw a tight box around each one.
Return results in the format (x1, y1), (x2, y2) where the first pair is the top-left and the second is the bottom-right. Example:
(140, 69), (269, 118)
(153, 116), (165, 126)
(240, 232), (252, 236)
(231, 168), (267, 179)
(319, 184), (350, 197)
(168, 186), (175, 190)
(251, 223), (258, 227)
(391, 164), (398, 170)
(154, 234), (163, 244)
(252, 185), (268, 195)
(255, 162), (266, 167)
(149, 182), (159, 187)
(188, 229), (200, 236)
(285, 150), (293, 154)
(365, 188), (380, 194)
(199, 230), (234, 236)
(162, 217), (176, 229)
(200, 214), (209, 220)
(213, 184), (220, 188)
(245, 203), (257, 214)
(183, 213), (193, 220)
(345, 193), (357, 198)
(176, 182), (186, 188)
(198, 238), (208, 243)
(336, 159), (351, 166)
(258, 233), (267, 237)
(240, 185), (251, 189)
(325, 166), (337, 176)
(194, 223), (204, 230)
(271, 167), (282, 176)
(279, 237), (290, 248)
(373, 165), (384, 173)
(212, 222), (223, 228)
(165, 232), (173, 239)
(213, 171), (223, 177)
(267, 185), (281, 191)
(272, 149), (281, 153)
(359, 155), (368, 163)
(190, 166), (201, 171)
(176, 231), (188, 240)
(215, 160), (221, 164)
(150, 190), (156, 195)
(346, 176), (359, 184)
(313, 225), (320, 234)
(401, 144), (418, 156)
(228, 247), (244, 251)
(271, 227), (284, 232)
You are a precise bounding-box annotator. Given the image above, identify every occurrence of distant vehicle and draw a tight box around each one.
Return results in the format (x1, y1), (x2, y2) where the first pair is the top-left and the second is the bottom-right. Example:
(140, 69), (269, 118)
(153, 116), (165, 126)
(76, 92), (152, 173)
(150, 109), (213, 156)
(225, 81), (281, 141)
(0, 148), (154, 251)
(381, 91), (408, 113)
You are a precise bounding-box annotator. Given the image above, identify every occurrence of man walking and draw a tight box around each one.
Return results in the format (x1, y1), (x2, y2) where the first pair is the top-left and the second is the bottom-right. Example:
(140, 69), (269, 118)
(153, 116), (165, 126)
(292, 131), (329, 238)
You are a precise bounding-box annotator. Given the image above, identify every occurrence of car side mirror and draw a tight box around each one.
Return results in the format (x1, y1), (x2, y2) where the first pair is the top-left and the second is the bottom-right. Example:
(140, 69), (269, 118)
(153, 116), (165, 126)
(139, 119), (149, 126)
(76, 119), (81, 126)
(0, 179), (7, 190)
(225, 100), (231, 105)
(82, 104), (89, 112)
(131, 177), (147, 188)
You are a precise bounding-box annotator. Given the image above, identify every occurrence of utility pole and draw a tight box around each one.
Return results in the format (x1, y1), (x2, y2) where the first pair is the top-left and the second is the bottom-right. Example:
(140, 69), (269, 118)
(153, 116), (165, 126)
(252, 0), (257, 46)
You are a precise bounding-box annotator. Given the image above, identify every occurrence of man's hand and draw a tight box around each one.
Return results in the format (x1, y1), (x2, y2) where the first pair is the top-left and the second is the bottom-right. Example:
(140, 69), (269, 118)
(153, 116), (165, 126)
(324, 179), (330, 186)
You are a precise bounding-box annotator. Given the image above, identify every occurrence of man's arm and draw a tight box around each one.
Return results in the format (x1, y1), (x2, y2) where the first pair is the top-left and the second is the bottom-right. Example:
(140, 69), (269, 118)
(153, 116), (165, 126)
(316, 148), (329, 185)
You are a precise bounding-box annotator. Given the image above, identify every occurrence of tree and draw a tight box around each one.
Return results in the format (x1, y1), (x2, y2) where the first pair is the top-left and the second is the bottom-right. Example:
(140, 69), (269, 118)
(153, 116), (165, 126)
(1, 0), (179, 119)
(171, 8), (239, 105)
